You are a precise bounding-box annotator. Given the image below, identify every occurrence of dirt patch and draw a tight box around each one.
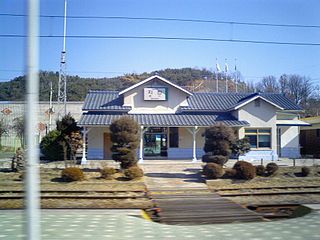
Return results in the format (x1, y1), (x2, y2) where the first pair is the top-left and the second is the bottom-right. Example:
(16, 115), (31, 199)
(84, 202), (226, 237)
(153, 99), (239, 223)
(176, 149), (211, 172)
(0, 166), (152, 209)
(206, 166), (320, 205)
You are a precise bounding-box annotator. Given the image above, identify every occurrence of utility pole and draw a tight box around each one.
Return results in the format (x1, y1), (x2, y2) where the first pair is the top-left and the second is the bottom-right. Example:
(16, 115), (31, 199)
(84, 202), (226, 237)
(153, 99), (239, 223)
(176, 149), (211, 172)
(48, 80), (53, 131)
(26, 0), (41, 239)
(57, 0), (68, 119)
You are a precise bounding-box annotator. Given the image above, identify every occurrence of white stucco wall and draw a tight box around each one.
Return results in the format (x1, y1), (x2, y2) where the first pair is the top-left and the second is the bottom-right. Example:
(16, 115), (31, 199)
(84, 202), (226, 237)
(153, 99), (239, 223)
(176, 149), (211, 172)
(87, 127), (110, 160)
(279, 125), (300, 158)
(238, 99), (278, 151)
(123, 79), (189, 114)
(276, 114), (301, 158)
(168, 127), (205, 159)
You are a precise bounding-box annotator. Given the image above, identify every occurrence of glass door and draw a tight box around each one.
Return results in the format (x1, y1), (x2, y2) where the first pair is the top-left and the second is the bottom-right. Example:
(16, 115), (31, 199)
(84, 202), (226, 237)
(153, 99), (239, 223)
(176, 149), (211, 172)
(144, 128), (167, 157)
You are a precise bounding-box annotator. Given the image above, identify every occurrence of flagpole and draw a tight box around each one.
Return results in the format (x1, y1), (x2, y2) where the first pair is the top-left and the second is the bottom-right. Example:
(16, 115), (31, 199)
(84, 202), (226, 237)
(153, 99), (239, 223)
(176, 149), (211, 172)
(216, 58), (220, 93)
(235, 58), (238, 93)
(225, 58), (228, 93)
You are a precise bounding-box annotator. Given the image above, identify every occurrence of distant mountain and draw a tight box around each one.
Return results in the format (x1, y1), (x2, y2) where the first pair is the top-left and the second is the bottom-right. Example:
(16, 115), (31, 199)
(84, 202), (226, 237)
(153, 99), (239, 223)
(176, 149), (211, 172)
(0, 68), (243, 101)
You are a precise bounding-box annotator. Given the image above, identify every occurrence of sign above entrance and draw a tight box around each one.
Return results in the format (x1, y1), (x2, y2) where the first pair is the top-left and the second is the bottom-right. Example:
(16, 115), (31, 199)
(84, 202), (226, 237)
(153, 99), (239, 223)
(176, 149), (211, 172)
(144, 87), (167, 101)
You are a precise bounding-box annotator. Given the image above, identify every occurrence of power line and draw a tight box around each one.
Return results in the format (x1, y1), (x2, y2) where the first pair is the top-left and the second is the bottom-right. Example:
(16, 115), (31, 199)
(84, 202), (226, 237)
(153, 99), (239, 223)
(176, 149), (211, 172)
(1, 13), (320, 29)
(1, 34), (319, 46)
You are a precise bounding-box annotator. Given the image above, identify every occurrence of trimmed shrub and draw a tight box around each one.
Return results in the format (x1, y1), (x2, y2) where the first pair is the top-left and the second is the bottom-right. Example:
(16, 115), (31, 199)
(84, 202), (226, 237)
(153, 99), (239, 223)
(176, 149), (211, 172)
(266, 162), (279, 176)
(100, 167), (117, 180)
(110, 117), (140, 169)
(231, 137), (251, 158)
(301, 166), (310, 177)
(224, 168), (237, 178)
(233, 161), (256, 180)
(203, 163), (224, 179)
(61, 167), (85, 182)
(40, 130), (64, 161)
(124, 165), (144, 180)
(202, 155), (227, 165)
(255, 165), (265, 176)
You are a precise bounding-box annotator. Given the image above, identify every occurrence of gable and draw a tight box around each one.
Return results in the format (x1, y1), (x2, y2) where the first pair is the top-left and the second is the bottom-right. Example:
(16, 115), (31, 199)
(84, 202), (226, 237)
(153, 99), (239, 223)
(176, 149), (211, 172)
(232, 95), (284, 111)
(119, 75), (192, 96)
(122, 77), (190, 114)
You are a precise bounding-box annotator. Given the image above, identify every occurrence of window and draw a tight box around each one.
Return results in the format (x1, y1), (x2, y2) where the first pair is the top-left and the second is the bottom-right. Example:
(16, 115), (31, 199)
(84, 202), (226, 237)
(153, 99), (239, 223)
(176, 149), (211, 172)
(169, 127), (179, 148)
(245, 128), (271, 148)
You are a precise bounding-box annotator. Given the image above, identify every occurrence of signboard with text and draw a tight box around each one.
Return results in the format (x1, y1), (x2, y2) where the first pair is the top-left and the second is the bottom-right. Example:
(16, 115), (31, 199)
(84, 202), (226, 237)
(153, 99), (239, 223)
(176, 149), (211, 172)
(144, 87), (167, 101)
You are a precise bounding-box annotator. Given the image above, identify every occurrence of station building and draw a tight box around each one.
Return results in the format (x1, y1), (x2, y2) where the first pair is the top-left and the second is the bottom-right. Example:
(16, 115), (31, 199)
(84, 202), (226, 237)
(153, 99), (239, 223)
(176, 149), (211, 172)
(78, 75), (308, 163)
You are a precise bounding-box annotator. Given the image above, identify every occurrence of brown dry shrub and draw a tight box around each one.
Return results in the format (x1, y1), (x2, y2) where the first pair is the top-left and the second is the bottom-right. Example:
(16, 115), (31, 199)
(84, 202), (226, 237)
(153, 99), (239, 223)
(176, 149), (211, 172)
(203, 163), (224, 179)
(61, 167), (85, 182)
(255, 165), (265, 176)
(202, 155), (228, 165)
(301, 166), (310, 177)
(100, 167), (117, 180)
(224, 168), (237, 178)
(266, 162), (279, 176)
(124, 165), (144, 180)
(233, 161), (256, 180)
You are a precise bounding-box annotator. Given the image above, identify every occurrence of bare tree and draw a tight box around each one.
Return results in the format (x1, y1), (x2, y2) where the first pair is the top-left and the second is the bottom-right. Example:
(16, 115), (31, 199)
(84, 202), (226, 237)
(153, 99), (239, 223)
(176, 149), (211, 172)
(12, 117), (25, 147)
(279, 74), (288, 94)
(287, 75), (313, 105)
(0, 119), (8, 150)
(258, 76), (279, 93)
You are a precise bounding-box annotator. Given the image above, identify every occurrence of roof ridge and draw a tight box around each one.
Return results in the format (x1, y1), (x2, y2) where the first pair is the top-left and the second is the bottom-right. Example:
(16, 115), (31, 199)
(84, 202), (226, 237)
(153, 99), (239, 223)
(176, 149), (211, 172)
(88, 90), (119, 93)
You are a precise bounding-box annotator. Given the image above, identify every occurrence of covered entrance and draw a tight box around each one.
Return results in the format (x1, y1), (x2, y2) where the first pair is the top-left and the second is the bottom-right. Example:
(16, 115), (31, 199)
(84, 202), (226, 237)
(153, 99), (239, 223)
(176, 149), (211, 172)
(144, 127), (168, 157)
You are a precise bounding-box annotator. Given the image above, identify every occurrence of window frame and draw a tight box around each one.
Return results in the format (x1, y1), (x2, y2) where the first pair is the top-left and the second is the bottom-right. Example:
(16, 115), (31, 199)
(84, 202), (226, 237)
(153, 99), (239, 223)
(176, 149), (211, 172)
(245, 128), (272, 149)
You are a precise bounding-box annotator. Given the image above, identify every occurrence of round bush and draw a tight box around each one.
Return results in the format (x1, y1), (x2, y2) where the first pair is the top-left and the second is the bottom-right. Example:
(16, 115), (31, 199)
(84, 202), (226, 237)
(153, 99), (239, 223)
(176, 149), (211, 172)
(233, 161), (256, 180)
(202, 155), (228, 165)
(224, 168), (237, 178)
(100, 167), (117, 179)
(124, 165), (144, 180)
(40, 130), (64, 161)
(301, 166), (310, 177)
(266, 162), (279, 176)
(203, 163), (224, 179)
(61, 167), (85, 182)
(255, 165), (265, 176)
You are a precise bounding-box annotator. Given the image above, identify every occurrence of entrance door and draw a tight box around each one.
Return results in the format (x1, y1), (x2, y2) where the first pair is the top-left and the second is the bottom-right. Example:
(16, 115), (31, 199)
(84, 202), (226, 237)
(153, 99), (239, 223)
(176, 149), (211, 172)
(144, 127), (167, 157)
(104, 133), (112, 159)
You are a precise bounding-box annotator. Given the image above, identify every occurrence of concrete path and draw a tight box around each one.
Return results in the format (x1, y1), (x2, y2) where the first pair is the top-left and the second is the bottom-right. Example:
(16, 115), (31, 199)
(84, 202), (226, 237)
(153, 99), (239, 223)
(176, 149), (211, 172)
(142, 161), (206, 191)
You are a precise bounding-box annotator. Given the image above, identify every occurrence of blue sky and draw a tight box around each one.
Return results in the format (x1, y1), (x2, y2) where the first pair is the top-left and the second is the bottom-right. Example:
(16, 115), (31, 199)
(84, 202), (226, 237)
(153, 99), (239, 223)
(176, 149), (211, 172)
(1, 0), (320, 85)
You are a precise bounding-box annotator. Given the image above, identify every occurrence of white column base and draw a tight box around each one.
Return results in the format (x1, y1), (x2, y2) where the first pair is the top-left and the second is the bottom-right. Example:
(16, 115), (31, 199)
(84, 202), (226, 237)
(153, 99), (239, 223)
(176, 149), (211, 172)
(81, 157), (87, 165)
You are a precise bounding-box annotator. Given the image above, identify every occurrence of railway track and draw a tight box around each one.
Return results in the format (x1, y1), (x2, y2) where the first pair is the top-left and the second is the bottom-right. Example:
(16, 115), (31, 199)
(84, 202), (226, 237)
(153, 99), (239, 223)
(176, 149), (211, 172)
(0, 189), (153, 209)
(213, 185), (320, 197)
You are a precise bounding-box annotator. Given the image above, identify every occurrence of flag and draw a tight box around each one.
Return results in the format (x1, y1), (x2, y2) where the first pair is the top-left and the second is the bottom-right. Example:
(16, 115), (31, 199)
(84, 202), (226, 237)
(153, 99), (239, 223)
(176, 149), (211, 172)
(216, 62), (221, 72)
(234, 64), (237, 71)
(225, 63), (229, 73)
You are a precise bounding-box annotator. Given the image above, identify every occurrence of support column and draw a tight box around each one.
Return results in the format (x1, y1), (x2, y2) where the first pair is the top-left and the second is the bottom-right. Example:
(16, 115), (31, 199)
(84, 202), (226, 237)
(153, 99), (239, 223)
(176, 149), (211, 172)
(138, 125), (144, 163)
(187, 126), (200, 162)
(192, 126), (199, 162)
(81, 127), (87, 164)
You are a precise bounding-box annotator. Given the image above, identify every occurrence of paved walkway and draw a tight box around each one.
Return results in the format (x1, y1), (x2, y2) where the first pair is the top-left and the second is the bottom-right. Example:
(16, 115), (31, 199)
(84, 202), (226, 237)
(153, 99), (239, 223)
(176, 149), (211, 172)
(1, 209), (320, 239)
(142, 161), (206, 191)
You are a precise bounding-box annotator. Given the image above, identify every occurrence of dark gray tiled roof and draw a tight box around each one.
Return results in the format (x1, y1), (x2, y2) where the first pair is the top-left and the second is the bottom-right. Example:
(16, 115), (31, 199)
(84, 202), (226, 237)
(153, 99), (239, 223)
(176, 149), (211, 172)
(182, 92), (302, 111)
(82, 90), (131, 111)
(78, 113), (249, 127)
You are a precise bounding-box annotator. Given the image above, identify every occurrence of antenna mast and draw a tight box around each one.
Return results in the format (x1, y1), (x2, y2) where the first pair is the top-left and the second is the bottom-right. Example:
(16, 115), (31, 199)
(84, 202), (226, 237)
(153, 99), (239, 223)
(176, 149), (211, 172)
(57, 0), (67, 119)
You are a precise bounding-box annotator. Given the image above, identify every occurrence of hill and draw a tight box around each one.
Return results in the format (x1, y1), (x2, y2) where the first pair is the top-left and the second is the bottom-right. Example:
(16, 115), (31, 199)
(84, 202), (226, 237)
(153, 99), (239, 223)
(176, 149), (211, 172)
(0, 68), (241, 101)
